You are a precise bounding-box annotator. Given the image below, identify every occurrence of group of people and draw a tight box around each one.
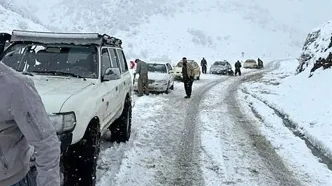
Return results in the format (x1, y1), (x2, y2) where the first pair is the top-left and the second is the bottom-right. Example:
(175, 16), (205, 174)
(200, 57), (243, 76)
(133, 57), (195, 98)
(134, 57), (245, 99)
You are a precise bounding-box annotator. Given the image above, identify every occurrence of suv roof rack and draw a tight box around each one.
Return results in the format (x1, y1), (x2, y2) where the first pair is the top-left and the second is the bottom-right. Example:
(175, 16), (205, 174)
(10, 30), (122, 48)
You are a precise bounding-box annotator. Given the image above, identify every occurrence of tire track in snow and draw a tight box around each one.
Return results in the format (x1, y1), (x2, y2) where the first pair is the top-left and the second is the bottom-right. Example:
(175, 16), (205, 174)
(172, 78), (229, 186)
(225, 61), (303, 185)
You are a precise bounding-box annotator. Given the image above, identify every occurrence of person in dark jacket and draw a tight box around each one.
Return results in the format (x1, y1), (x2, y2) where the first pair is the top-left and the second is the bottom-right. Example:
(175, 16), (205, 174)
(0, 33), (11, 56)
(235, 60), (242, 76)
(182, 57), (195, 98)
(201, 57), (207, 74)
(0, 62), (60, 186)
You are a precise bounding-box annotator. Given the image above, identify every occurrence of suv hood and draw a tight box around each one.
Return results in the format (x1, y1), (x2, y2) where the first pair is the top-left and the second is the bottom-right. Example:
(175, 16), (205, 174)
(30, 76), (94, 113)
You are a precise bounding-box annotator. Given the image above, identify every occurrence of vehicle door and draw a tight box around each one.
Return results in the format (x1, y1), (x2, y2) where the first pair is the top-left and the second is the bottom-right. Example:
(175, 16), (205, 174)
(116, 48), (131, 97)
(113, 48), (131, 107)
(166, 63), (174, 84)
(99, 47), (121, 126)
(106, 48), (123, 113)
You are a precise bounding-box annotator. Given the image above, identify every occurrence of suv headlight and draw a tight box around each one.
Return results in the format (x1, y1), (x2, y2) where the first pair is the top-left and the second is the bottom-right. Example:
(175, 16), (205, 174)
(49, 112), (76, 133)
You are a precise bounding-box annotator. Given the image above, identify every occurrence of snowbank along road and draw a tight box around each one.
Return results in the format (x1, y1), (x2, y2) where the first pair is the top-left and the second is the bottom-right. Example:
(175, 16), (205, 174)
(96, 61), (309, 186)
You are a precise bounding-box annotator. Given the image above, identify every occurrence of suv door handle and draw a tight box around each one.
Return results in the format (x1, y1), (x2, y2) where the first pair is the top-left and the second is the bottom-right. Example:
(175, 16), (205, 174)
(116, 86), (118, 91)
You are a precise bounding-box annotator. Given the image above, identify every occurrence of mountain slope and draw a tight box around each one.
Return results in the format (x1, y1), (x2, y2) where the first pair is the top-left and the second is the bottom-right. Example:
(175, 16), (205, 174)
(0, 4), (47, 33)
(1, 0), (331, 62)
(297, 20), (332, 73)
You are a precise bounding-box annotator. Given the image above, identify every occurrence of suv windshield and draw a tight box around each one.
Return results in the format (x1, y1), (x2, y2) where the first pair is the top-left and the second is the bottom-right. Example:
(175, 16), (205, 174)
(1, 43), (99, 78)
(214, 61), (226, 65)
(245, 60), (256, 63)
(148, 63), (167, 73)
(177, 62), (183, 67)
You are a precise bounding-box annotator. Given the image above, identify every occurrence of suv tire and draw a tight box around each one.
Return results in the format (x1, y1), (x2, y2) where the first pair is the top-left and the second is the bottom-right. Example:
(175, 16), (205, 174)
(63, 120), (101, 186)
(109, 97), (132, 142)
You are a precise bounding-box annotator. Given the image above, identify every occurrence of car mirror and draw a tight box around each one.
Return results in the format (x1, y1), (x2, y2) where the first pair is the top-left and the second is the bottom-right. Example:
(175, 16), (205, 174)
(103, 67), (121, 81)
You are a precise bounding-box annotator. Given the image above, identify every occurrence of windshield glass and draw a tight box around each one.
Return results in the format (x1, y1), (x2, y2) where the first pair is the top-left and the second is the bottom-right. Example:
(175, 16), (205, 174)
(148, 63), (167, 73)
(177, 62), (183, 67)
(213, 61), (226, 65)
(245, 60), (256, 63)
(1, 43), (99, 78)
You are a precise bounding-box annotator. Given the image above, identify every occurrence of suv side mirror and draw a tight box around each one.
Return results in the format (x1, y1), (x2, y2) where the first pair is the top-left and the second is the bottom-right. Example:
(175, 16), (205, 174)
(103, 67), (121, 81)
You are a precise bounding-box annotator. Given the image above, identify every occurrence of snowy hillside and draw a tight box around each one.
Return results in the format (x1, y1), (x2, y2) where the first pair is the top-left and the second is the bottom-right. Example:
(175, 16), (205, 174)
(297, 20), (332, 73)
(0, 4), (47, 33)
(1, 0), (332, 63)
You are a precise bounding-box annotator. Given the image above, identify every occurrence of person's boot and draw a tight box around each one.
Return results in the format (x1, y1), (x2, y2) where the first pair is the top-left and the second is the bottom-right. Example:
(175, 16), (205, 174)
(184, 95), (190, 98)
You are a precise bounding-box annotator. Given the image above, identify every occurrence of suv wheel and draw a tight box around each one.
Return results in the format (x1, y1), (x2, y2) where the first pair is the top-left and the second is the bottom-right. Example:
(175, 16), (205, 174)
(170, 82), (174, 90)
(165, 82), (170, 94)
(109, 97), (132, 142)
(63, 120), (101, 186)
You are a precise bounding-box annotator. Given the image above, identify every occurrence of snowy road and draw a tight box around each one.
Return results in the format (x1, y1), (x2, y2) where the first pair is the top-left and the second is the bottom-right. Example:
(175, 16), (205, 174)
(95, 61), (326, 186)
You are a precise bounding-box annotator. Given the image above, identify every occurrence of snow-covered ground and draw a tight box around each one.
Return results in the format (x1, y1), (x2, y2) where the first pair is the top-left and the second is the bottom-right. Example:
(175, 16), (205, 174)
(238, 60), (332, 185)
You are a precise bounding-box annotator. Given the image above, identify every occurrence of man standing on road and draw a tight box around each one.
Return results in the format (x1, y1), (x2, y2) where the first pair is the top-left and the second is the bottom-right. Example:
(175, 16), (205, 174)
(0, 62), (61, 186)
(235, 60), (242, 76)
(182, 57), (195, 98)
(0, 33), (11, 56)
(135, 59), (149, 96)
(201, 57), (207, 74)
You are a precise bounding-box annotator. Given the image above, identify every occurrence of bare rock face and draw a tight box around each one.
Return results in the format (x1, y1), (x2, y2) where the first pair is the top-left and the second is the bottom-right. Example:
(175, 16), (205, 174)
(297, 21), (332, 74)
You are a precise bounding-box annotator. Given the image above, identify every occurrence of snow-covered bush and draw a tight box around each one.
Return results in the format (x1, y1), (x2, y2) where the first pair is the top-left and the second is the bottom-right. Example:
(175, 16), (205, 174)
(297, 21), (332, 74)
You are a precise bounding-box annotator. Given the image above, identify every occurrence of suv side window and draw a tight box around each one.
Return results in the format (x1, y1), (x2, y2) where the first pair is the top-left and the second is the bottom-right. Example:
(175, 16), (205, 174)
(116, 49), (128, 73)
(108, 48), (120, 69)
(166, 63), (172, 71)
(101, 48), (111, 76)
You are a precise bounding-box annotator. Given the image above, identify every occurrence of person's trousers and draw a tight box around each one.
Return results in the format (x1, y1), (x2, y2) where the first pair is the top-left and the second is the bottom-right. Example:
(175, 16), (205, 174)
(138, 73), (149, 95)
(202, 66), (207, 74)
(184, 78), (193, 97)
(11, 168), (37, 186)
(235, 68), (241, 76)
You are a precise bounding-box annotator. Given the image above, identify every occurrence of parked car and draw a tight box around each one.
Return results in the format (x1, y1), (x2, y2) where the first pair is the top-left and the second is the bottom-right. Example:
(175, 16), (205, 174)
(243, 59), (259, 69)
(0, 30), (133, 186)
(173, 60), (201, 80)
(133, 61), (174, 93)
(210, 60), (234, 75)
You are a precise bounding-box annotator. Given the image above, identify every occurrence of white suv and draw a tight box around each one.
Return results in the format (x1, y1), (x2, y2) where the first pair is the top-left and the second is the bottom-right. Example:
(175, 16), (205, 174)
(1, 30), (133, 185)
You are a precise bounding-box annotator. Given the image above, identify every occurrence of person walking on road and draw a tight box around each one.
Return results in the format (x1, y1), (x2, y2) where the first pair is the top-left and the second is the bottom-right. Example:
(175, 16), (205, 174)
(134, 59), (149, 96)
(182, 57), (195, 98)
(235, 60), (242, 76)
(0, 33), (11, 56)
(201, 57), (207, 74)
(0, 62), (61, 186)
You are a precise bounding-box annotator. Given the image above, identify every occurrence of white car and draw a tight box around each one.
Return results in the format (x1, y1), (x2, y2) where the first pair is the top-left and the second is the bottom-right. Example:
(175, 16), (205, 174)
(243, 59), (259, 69)
(173, 60), (201, 80)
(134, 61), (174, 93)
(1, 30), (133, 185)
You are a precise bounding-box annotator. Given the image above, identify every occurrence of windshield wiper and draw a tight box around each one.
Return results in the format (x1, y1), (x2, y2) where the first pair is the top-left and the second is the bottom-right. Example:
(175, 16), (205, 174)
(30, 70), (85, 79)
(22, 71), (34, 76)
